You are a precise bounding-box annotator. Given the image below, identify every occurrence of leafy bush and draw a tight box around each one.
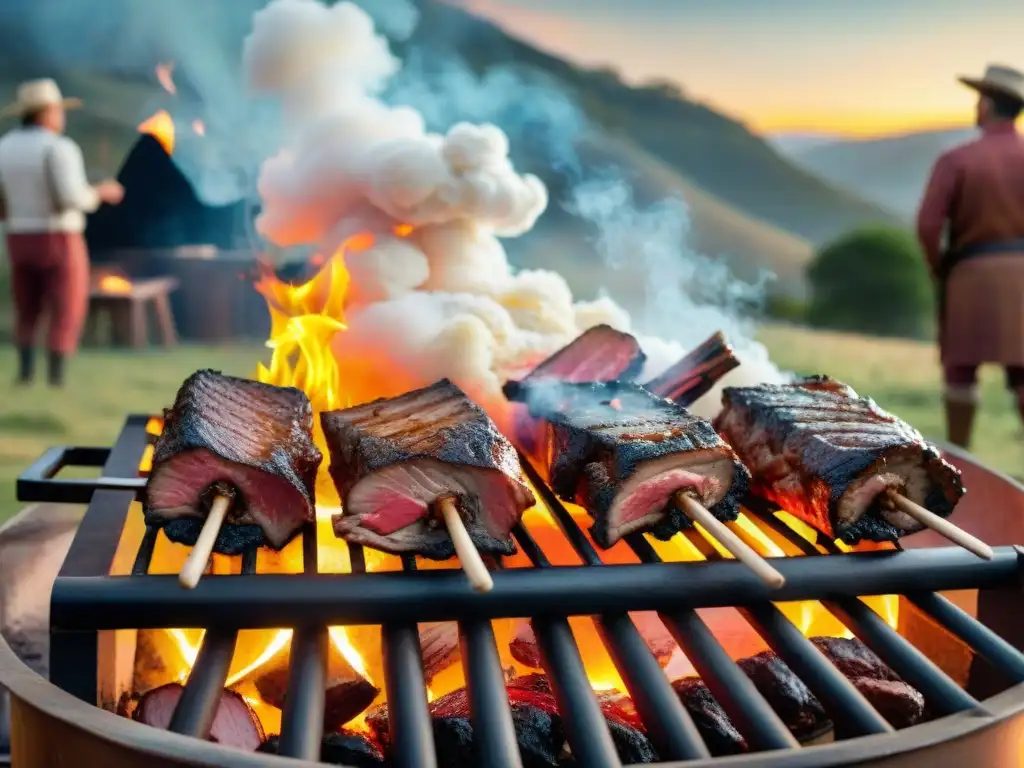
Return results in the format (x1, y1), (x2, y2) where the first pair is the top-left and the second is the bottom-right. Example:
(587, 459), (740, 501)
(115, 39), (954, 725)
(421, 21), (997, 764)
(765, 294), (807, 324)
(806, 226), (934, 338)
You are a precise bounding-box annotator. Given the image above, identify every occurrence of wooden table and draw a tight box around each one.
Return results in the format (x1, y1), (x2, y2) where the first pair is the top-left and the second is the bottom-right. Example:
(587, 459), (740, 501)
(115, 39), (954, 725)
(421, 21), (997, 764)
(85, 276), (180, 348)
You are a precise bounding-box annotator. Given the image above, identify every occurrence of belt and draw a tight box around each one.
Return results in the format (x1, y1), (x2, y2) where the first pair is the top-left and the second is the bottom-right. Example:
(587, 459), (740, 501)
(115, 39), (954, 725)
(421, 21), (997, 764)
(937, 239), (1024, 282)
(937, 239), (1024, 344)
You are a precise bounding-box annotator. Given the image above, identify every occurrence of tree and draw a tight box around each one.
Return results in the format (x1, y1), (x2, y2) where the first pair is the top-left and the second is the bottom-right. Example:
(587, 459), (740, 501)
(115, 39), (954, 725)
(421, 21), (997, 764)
(806, 226), (934, 339)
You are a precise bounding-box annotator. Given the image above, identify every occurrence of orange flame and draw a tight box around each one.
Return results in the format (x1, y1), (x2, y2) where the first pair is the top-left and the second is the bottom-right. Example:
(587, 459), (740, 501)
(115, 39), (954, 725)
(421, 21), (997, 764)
(138, 110), (175, 155)
(156, 62), (177, 95)
(97, 275), (132, 295)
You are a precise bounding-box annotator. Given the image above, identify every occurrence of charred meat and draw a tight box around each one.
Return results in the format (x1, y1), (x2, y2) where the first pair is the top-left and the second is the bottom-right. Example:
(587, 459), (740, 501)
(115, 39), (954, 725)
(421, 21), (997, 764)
(717, 377), (965, 542)
(367, 674), (655, 767)
(672, 637), (925, 756)
(322, 379), (535, 558)
(644, 331), (740, 405)
(810, 637), (925, 729)
(525, 380), (749, 548)
(144, 370), (322, 552)
(503, 324), (646, 402)
(259, 731), (388, 766)
(132, 683), (264, 751)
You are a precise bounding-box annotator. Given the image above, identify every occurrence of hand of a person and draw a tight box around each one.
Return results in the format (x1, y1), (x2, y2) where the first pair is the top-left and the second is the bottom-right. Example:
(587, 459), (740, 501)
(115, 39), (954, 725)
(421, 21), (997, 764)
(96, 180), (125, 205)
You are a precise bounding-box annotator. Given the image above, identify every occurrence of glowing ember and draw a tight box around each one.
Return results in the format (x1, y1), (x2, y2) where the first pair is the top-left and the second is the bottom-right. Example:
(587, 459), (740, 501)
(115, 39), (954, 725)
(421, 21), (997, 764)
(156, 62), (177, 95)
(97, 275), (133, 295)
(138, 110), (175, 155)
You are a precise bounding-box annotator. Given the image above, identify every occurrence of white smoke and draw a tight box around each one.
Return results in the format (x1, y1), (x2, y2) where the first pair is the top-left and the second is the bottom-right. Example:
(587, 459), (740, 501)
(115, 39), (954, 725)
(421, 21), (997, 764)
(244, 0), (782, 418)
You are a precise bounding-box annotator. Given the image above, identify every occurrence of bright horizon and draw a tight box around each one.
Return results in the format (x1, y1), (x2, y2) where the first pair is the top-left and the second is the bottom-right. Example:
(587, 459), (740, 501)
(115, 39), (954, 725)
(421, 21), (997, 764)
(450, 0), (1020, 139)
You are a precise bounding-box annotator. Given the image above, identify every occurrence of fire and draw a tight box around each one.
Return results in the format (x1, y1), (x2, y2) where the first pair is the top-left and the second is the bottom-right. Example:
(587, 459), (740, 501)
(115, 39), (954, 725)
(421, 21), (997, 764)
(156, 62), (177, 95)
(128, 225), (900, 735)
(97, 274), (133, 295)
(138, 109), (175, 155)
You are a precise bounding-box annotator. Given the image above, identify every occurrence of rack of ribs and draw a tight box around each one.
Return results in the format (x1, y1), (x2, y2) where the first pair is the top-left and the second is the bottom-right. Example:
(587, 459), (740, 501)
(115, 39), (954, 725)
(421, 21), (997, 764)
(322, 379), (536, 558)
(144, 369), (322, 553)
(523, 379), (750, 548)
(716, 376), (965, 543)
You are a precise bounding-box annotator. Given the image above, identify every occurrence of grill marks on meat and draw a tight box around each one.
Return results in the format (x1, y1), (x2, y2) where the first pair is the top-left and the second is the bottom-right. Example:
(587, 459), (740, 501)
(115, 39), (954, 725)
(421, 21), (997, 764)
(258, 731), (388, 766)
(144, 370), (321, 552)
(503, 324), (646, 402)
(132, 683), (264, 751)
(366, 674), (655, 766)
(526, 381), (748, 548)
(672, 637), (925, 756)
(322, 379), (535, 558)
(717, 377), (965, 542)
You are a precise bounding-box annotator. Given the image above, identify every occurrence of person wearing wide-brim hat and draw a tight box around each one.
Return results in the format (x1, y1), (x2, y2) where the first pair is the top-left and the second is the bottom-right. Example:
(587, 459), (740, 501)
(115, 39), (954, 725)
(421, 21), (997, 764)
(917, 64), (1024, 449)
(0, 79), (124, 387)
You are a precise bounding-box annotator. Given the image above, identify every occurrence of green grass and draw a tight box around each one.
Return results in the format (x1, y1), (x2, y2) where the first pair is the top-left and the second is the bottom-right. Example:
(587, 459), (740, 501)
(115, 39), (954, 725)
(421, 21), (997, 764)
(1, 325), (1019, 524)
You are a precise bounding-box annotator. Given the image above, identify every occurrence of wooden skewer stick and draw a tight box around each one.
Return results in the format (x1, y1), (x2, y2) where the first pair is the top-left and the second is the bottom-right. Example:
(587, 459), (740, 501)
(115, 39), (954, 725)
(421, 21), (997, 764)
(439, 495), (494, 593)
(673, 491), (786, 589)
(178, 494), (232, 589)
(887, 490), (994, 560)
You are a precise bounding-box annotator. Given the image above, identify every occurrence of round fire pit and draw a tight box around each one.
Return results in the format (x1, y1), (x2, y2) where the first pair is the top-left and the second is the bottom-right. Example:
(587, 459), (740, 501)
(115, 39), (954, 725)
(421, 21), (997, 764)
(3, 443), (1024, 767)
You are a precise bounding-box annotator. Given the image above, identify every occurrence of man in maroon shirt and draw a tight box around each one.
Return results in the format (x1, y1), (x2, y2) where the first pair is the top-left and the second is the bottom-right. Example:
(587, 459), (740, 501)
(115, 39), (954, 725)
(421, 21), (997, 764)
(917, 64), (1024, 449)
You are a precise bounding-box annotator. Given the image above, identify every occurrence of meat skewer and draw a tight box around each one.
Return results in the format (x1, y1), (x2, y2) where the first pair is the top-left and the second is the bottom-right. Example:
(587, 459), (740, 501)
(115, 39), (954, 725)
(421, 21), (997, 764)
(522, 379), (784, 588)
(144, 370), (322, 589)
(321, 379), (535, 592)
(716, 376), (989, 557)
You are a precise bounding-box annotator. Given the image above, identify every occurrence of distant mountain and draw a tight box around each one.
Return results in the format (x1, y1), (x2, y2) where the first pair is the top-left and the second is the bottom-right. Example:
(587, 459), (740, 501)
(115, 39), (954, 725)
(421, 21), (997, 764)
(779, 127), (976, 220)
(767, 133), (845, 155)
(0, 0), (893, 294)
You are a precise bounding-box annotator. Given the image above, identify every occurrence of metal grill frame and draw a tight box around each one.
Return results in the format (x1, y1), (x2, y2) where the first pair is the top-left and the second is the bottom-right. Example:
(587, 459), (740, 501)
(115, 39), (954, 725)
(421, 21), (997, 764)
(18, 414), (1024, 768)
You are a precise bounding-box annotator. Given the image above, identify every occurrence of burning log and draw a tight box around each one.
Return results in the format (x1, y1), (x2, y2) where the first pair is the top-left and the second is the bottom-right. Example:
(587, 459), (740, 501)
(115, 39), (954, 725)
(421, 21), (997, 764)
(510, 613), (676, 670)
(258, 731), (387, 766)
(252, 646), (380, 730)
(131, 683), (265, 751)
(670, 637), (925, 756)
(144, 370), (323, 588)
(366, 673), (656, 767)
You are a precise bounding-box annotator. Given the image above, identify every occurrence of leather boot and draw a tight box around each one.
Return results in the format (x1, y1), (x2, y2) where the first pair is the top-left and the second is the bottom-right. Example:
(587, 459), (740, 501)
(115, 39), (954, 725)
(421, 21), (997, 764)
(47, 351), (65, 388)
(944, 398), (976, 449)
(15, 346), (34, 385)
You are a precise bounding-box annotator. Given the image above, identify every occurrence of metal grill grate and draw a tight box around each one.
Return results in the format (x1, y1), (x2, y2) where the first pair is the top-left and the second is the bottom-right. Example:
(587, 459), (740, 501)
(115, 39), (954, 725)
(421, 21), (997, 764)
(17, 415), (1024, 768)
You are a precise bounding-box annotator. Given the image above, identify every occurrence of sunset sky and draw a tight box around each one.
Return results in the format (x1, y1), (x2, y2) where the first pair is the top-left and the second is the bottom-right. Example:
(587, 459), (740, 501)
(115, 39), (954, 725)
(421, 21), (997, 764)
(451, 0), (1024, 137)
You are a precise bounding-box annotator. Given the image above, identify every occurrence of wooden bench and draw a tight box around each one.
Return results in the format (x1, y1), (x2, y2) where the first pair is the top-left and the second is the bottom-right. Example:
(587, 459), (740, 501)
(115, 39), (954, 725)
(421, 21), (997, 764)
(85, 276), (180, 348)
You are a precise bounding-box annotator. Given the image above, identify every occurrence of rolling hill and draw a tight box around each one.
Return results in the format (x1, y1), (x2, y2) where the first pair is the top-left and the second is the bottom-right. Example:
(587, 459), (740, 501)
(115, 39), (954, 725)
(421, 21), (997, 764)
(777, 128), (976, 220)
(0, 0), (889, 300)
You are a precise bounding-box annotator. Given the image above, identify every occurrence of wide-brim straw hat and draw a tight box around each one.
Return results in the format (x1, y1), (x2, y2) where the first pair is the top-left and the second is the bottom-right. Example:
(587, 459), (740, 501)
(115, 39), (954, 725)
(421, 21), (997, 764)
(0, 78), (82, 118)
(958, 64), (1024, 104)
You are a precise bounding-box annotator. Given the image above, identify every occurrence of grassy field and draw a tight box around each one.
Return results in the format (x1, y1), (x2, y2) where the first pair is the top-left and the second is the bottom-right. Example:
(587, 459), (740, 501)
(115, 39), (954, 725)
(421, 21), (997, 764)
(0, 324), (1019, 523)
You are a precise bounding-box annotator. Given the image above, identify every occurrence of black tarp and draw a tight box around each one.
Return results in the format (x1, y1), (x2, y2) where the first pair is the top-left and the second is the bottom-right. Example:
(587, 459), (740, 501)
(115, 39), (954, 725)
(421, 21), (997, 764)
(85, 133), (253, 256)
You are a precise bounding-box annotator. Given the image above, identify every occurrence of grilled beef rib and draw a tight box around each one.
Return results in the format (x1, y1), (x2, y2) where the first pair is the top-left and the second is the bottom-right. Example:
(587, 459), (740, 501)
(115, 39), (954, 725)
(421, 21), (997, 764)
(144, 369), (321, 552)
(322, 379), (535, 558)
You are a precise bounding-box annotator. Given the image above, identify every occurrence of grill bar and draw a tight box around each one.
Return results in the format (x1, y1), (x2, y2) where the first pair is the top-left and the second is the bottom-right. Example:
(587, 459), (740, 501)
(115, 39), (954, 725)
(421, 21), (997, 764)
(510, 522), (624, 767)
(822, 598), (982, 716)
(167, 627), (239, 738)
(522, 463), (715, 760)
(532, 616), (622, 768)
(458, 619), (523, 768)
(277, 527), (327, 760)
(382, 621), (436, 768)
(131, 525), (159, 576)
(48, 547), (1024, 630)
(905, 591), (1024, 684)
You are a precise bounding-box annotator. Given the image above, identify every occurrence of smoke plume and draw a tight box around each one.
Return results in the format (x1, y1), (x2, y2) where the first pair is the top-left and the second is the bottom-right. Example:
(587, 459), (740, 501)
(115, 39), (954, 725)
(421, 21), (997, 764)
(244, 0), (781, 416)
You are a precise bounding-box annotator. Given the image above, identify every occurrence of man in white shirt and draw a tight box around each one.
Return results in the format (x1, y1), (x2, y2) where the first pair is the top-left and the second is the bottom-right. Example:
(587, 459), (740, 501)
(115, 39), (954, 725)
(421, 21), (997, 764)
(0, 79), (124, 386)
